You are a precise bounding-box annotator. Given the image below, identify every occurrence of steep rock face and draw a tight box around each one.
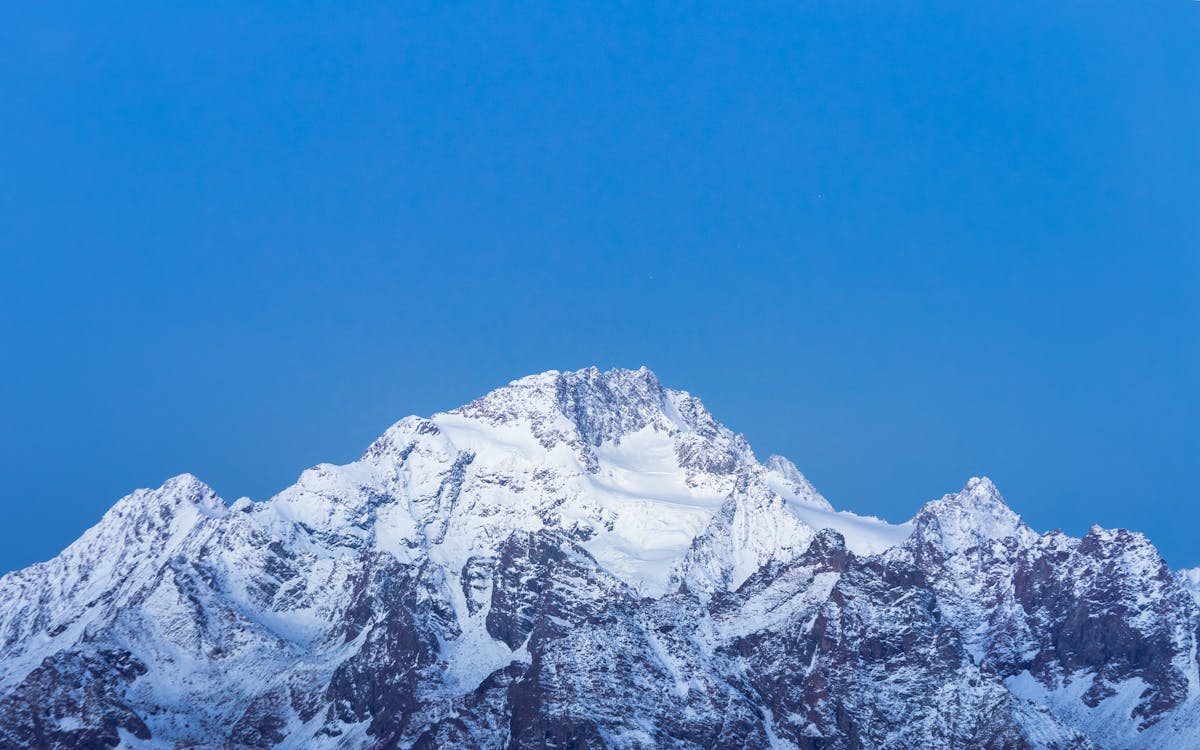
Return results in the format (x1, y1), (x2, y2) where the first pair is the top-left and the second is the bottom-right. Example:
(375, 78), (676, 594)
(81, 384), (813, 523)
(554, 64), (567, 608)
(321, 554), (446, 745)
(905, 477), (1042, 665)
(669, 472), (815, 600)
(904, 479), (1200, 747)
(717, 531), (1091, 750)
(0, 649), (150, 750)
(0, 367), (1195, 750)
(0, 474), (227, 665)
(484, 529), (634, 651)
(499, 596), (767, 750)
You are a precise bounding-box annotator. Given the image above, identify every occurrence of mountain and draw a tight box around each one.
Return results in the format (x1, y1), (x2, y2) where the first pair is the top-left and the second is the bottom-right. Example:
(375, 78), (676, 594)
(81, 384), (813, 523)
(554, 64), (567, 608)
(1, 366), (1197, 750)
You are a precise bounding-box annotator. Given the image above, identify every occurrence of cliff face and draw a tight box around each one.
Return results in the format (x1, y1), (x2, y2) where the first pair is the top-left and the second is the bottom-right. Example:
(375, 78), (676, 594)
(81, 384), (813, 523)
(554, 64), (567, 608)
(2, 367), (1196, 750)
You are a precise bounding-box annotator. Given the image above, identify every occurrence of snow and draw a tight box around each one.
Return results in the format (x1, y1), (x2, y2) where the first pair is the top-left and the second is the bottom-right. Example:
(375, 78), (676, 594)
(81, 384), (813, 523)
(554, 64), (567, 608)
(4, 366), (1197, 750)
(785, 502), (912, 556)
(1179, 568), (1200, 605)
(1003, 670), (1200, 749)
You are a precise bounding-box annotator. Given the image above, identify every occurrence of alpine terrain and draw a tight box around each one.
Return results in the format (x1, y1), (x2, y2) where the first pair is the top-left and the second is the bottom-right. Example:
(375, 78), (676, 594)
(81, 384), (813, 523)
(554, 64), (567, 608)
(2, 367), (1198, 750)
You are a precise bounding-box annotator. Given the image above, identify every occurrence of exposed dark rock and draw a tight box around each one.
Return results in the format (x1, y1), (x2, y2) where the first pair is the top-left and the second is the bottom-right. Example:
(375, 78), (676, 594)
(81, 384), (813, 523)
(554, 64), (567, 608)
(0, 369), (1188, 749)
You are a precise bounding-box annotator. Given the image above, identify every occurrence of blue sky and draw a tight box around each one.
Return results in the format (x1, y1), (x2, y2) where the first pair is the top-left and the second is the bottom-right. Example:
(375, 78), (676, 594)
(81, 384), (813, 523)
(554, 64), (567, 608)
(1, 1), (1197, 573)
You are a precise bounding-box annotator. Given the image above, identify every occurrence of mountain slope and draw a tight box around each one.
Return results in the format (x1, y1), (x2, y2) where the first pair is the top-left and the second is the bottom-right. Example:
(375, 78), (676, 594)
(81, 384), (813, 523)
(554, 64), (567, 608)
(0, 367), (1194, 750)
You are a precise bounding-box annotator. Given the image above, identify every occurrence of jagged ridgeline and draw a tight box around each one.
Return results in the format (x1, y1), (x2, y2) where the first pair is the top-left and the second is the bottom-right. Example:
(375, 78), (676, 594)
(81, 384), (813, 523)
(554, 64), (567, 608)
(2, 367), (1198, 750)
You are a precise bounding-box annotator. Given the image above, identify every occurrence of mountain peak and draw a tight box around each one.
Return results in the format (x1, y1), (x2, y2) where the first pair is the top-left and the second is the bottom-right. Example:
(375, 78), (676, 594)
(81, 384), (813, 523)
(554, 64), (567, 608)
(439, 366), (751, 475)
(938, 476), (1008, 514)
(909, 476), (1035, 553)
(963, 475), (1000, 497)
(505, 365), (660, 389)
(114, 473), (227, 519)
(451, 366), (669, 436)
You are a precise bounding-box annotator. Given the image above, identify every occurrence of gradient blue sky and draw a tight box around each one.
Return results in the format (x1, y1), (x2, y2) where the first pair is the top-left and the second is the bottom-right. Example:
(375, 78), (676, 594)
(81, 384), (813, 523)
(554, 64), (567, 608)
(2, 1), (1197, 574)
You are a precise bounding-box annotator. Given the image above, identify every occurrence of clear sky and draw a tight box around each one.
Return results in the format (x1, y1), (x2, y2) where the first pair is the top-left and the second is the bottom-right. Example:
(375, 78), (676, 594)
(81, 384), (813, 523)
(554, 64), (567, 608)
(2, 1), (1197, 574)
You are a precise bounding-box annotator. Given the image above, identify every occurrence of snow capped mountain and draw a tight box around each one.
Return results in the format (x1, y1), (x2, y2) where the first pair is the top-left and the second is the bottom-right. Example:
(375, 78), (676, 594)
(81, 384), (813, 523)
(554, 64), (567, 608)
(1, 367), (1196, 750)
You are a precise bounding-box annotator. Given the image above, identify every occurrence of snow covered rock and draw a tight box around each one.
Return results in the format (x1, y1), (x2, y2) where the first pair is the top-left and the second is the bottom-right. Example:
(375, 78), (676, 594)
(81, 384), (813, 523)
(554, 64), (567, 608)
(0, 367), (1194, 749)
(904, 479), (1200, 747)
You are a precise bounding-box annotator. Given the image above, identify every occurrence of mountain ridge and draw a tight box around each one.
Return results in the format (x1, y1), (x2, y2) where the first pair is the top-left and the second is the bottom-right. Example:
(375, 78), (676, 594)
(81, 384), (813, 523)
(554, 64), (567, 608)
(1, 367), (1196, 750)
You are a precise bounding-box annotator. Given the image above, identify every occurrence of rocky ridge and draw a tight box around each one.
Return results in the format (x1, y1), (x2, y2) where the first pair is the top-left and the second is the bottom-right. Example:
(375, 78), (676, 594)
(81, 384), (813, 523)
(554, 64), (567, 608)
(1, 367), (1196, 750)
